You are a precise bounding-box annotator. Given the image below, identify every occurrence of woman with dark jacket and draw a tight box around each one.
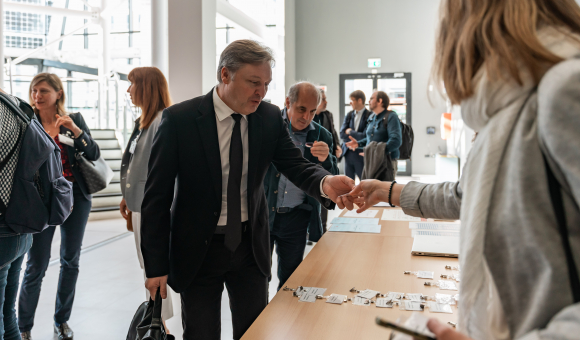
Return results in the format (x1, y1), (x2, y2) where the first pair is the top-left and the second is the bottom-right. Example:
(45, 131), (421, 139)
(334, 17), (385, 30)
(18, 73), (100, 340)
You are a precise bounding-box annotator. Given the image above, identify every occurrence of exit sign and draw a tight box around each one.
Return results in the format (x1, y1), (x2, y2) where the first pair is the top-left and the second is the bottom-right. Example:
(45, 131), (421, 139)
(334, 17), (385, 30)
(368, 58), (381, 68)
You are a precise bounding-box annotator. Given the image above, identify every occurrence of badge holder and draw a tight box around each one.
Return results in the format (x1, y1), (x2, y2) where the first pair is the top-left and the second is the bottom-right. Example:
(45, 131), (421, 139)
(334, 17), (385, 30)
(404, 271), (435, 279)
(424, 280), (458, 291)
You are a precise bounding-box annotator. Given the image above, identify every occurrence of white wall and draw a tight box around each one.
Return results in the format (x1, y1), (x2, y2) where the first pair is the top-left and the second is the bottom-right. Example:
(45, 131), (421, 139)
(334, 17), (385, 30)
(292, 0), (448, 175)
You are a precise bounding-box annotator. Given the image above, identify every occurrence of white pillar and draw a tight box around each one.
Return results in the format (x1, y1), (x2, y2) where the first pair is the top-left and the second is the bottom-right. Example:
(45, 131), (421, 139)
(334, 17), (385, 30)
(166, 0), (216, 103)
(284, 0), (296, 91)
(98, 0), (111, 128)
(151, 0), (168, 76)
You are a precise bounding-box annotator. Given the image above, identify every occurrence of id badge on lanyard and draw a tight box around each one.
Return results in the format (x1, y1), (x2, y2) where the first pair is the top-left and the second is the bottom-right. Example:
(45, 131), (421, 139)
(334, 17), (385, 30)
(129, 130), (142, 154)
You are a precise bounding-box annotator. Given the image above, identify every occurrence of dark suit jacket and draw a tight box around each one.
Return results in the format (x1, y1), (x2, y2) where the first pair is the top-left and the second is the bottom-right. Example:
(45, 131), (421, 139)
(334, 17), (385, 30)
(140, 89), (334, 293)
(57, 112), (100, 200)
(314, 110), (341, 154)
(340, 108), (371, 158)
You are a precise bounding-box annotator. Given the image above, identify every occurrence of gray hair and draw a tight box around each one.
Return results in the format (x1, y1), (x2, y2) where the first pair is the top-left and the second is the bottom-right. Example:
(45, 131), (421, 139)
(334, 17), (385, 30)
(287, 82), (321, 106)
(217, 40), (275, 83)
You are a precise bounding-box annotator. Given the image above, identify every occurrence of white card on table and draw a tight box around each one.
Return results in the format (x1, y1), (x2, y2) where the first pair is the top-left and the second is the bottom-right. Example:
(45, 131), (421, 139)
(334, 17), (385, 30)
(381, 209), (422, 221)
(58, 134), (75, 147)
(417, 271), (434, 279)
(298, 287), (327, 303)
(406, 293), (423, 302)
(344, 209), (379, 218)
(326, 294), (346, 305)
(428, 302), (453, 313)
(376, 298), (394, 308)
(403, 300), (423, 311)
(438, 280), (458, 291)
(328, 224), (381, 234)
(357, 289), (379, 299)
(352, 296), (371, 306)
(331, 217), (379, 225)
(385, 292), (404, 301)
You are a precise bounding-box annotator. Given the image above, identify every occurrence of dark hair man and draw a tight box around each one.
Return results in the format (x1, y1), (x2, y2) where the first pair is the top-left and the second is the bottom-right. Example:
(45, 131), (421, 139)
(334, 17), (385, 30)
(140, 40), (354, 339)
(339, 90), (372, 180)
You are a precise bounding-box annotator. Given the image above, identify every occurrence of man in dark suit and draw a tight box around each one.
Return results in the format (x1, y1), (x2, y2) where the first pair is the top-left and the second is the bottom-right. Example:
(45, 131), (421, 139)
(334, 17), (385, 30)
(140, 40), (354, 340)
(340, 90), (372, 180)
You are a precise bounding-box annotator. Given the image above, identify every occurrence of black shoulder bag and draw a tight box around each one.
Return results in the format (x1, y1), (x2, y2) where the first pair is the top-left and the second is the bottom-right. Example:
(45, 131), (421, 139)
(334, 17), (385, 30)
(544, 156), (580, 302)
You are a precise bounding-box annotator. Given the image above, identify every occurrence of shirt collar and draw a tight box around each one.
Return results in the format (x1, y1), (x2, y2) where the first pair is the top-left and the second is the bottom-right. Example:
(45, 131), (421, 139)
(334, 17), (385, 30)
(213, 87), (248, 122)
(355, 108), (366, 115)
(282, 108), (315, 132)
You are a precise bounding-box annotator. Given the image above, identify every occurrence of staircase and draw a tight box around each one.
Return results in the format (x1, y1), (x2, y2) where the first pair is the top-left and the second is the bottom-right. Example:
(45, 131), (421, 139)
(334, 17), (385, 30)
(90, 129), (124, 212)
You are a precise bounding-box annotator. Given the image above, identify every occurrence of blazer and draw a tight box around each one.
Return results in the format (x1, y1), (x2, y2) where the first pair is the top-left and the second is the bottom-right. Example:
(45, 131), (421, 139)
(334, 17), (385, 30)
(315, 110), (341, 154)
(140, 88), (334, 293)
(57, 112), (100, 200)
(357, 110), (402, 160)
(121, 113), (162, 212)
(339, 108), (372, 158)
(264, 110), (339, 242)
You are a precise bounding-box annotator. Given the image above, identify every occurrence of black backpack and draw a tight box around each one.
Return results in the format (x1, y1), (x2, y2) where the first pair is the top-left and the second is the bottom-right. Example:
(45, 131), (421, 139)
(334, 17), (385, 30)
(0, 92), (73, 234)
(383, 111), (414, 160)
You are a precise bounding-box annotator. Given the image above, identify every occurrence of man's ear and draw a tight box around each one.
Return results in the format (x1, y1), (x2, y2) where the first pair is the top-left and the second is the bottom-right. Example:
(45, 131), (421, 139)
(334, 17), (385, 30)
(221, 67), (231, 84)
(285, 97), (291, 110)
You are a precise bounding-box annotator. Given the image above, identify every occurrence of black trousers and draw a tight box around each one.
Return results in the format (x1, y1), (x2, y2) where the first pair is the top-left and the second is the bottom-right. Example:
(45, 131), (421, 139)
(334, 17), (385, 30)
(344, 151), (364, 180)
(180, 228), (268, 340)
(270, 209), (310, 291)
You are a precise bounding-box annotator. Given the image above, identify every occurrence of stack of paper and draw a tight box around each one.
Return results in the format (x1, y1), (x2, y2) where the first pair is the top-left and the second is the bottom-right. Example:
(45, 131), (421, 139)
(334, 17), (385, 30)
(409, 222), (460, 237)
(329, 217), (381, 234)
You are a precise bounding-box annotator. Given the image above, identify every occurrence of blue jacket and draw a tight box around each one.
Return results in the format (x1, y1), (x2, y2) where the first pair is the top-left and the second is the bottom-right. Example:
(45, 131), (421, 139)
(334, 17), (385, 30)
(357, 110), (402, 159)
(264, 111), (339, 242)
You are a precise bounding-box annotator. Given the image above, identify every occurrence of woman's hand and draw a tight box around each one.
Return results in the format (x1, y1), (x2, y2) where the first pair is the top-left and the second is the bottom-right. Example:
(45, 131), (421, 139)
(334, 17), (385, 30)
(120, 198), (130, 220)
(427, 319), (472, 340)
(55, 114), (82, 137)
(345, 136), (359, 151)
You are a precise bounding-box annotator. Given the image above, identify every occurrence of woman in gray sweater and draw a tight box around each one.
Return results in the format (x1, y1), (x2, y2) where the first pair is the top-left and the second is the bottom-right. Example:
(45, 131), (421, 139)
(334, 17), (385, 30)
(341, 0), (580, 339)
(119, 67), (174, 325)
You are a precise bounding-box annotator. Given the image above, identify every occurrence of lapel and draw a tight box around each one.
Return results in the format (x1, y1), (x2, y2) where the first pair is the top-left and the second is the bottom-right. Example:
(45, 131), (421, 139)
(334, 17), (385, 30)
(195, 89), (223, 202)
(357, 109), (368, 131)
(247, 109), (262, 198)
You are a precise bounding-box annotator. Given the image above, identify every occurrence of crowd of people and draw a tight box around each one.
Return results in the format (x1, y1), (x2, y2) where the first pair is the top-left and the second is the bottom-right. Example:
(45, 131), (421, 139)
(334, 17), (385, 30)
(1, 0), (580, 339)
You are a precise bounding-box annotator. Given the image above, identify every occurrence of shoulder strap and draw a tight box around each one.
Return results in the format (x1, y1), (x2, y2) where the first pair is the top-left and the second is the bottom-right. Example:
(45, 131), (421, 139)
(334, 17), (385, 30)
(0, 125), (24, 214)
(0, 92), (30, 124)
(544, 155), (580, 302)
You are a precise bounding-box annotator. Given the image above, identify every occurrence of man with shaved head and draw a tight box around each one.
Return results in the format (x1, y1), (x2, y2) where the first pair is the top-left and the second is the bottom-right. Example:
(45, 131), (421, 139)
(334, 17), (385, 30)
(264, 82), (338, 290)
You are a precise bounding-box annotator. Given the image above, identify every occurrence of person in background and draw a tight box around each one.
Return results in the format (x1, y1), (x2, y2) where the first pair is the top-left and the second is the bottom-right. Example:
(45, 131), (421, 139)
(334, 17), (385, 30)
(340, 0), (580, 338)
(119, 67), (174, 331)
(0, 90), (34, 340)
(340, 90), (371, 180)
(264, 82), (338, 290)
(345, 91), (401, 178)
(18, 74), (100, 340)
(313, 88), (341, 233)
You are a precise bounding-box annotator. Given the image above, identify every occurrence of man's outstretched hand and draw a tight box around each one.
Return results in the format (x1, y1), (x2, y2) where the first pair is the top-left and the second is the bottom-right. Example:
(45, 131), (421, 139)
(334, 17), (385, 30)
(322, 175), (355, 208)
(338, 180), (392, 212)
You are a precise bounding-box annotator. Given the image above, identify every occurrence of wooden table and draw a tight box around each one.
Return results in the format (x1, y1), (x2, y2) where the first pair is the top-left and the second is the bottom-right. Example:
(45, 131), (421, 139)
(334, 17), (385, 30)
(242, 207), (459, 339)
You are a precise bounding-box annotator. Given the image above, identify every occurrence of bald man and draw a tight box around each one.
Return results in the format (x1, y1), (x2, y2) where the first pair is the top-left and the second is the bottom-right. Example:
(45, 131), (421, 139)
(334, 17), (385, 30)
(263, 82), (338, 290)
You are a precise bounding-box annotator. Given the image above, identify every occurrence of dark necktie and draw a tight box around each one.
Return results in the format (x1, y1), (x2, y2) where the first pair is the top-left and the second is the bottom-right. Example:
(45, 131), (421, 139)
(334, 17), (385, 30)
(225, 113), (243, 252)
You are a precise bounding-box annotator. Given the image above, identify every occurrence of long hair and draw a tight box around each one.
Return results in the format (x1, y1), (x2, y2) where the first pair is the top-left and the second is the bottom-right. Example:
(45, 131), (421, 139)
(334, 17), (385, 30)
(434, 0), (580, 104)
(128, 67), (172, 129)
(29, 73), (67, 116)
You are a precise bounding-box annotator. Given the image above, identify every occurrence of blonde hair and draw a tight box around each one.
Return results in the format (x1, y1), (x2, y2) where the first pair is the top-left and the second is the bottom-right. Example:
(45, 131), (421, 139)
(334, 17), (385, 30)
(29, 73), (67, 116)
(128, 67), (172, 130)
(434, 0), (580, 104)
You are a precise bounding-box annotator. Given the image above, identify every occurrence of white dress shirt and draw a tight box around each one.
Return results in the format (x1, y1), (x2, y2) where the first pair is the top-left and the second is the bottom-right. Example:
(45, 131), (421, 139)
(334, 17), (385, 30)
(213, 88), (249, 225)
(353, 108), (365, 132)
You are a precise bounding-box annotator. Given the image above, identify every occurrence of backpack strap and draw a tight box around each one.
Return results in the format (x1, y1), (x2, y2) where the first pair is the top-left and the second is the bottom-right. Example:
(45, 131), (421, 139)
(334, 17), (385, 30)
(0, 124), (24, 214)
(544, 154), (580, 302)
(0, 92), (31, 124)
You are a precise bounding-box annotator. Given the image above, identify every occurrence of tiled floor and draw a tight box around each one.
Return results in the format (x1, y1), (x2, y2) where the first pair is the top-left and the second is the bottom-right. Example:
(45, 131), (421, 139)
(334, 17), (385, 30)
(17, 208), (342, 340)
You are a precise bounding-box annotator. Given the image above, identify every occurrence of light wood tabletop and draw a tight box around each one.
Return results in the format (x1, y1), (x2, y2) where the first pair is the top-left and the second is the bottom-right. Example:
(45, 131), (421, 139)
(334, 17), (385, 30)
(242, 207), (460, 340)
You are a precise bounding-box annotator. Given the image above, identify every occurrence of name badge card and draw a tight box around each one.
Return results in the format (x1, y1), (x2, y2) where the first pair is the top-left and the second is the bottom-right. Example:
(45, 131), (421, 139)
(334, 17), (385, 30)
(58, 134), (75, 147)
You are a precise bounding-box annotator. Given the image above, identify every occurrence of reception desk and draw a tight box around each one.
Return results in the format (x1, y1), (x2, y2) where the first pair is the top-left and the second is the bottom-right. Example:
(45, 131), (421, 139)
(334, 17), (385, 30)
(242, 207), (459, 339)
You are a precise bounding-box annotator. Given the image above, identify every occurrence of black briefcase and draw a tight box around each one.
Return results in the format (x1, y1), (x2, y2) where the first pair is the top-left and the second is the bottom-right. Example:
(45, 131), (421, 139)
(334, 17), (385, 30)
(127, 289), (175, 340)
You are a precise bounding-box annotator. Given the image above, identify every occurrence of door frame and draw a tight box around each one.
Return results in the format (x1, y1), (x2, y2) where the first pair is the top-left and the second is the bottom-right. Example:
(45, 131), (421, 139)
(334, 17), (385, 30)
(339, 72), (412, 176)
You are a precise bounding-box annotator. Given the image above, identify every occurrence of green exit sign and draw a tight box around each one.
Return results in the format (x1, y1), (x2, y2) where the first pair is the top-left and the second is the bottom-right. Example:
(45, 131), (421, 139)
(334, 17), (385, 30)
(368, 58), (381, 68)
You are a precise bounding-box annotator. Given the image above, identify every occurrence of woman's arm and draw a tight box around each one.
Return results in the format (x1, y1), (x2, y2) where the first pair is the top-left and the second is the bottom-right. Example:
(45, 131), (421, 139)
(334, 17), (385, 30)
(72, 113), (101, 161)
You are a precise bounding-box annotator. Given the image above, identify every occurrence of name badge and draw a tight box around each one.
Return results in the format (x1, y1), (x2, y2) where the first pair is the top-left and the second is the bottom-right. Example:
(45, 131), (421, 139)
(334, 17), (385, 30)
(58, 134), (75, 147)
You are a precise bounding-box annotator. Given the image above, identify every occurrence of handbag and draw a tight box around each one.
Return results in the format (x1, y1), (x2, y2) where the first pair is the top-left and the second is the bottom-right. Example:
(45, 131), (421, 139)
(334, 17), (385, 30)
(127, 288), (174, 340)
(75, 153), (114, 194)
